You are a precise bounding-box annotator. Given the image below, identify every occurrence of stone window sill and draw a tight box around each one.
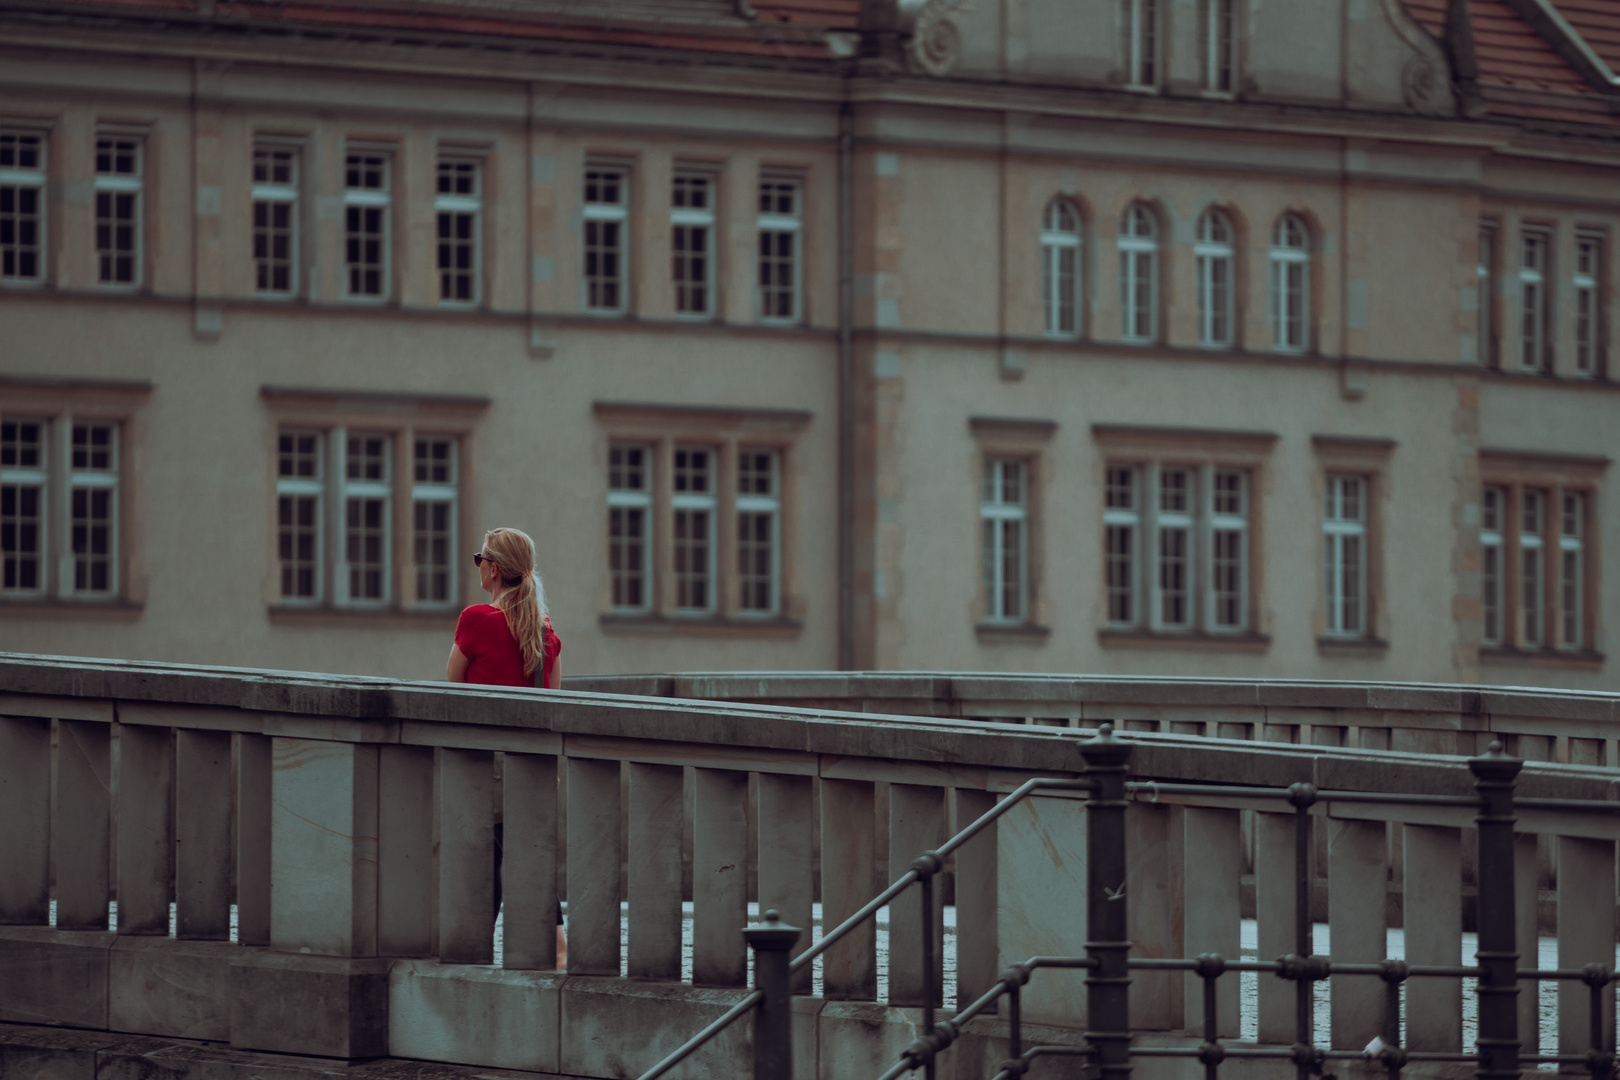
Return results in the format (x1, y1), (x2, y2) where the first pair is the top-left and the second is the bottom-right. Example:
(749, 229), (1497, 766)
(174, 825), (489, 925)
(975, 622), (1052, 643)
(1100, 628), (1270, 653)
(1479, 646), (1605, 669)
(1317, 635), (1390, 656)
(268, 605), (459, 629)
(0, 597), (144, 621)
(599, 613), (803, 639)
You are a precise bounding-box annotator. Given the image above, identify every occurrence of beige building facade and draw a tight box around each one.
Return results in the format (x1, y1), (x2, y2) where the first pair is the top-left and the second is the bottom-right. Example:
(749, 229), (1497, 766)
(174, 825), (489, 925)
(1, 0), (1617, 689)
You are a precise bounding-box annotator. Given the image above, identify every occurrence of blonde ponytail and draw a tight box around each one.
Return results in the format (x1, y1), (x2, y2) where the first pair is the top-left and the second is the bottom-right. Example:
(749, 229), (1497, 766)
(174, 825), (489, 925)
(483, 527), (548, 678)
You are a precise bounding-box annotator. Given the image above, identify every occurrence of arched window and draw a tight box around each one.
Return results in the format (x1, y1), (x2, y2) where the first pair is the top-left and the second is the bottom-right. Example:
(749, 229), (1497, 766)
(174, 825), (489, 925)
(1041, 199), (1081, 337)
(1118, 204), (1159, 343)
(1269, 214), (1310, 352)
(1195, 209), (1234, 347)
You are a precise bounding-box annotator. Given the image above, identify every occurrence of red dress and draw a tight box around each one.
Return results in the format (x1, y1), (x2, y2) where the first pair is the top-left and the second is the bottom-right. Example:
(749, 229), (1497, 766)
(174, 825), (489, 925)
(454, 605), (561, 687)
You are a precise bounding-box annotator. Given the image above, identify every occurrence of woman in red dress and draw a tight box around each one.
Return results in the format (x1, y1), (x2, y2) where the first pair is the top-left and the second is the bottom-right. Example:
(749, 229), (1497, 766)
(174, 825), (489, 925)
(445, 526), (566, 967)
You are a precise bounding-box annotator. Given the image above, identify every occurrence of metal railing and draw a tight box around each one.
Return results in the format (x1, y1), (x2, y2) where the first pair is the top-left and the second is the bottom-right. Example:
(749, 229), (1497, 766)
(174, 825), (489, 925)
(640, 726), (1620, 1080)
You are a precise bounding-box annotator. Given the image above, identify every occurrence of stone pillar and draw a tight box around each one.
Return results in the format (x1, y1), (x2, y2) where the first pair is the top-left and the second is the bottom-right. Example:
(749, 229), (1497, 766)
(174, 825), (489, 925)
(757, 772), (814, 993)
(437, 749), (495, 965)
(1327, 817), (1385, 1050)
(115, 723), (173, 936)
(887, 783), (945, 1008)
(377, 744), (434, 958)
(1403, 824), (1462, 1050)
(819, 777), (876, 999)
(1558, 836), (1616, 1056)
(1182, 806), (1240, 1037)
(55, 721), (111, 931)
(953, 788), (998, 1009)
(502, 752), (560, 970)
(566, 757), (621, 976)
(175, 729), (232, 940)
(0, 716), (50, 924)
(627, 762), (684, 980)
(692, 767), (748, 986)
(997, 791), (1086, 1026)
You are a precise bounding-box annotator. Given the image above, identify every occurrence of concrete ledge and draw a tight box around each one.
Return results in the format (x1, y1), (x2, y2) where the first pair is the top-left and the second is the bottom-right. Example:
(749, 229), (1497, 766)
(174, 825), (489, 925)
(0, 927), (116, 1029)
(559, 977), (754, 1079)
(817, 1001), (960, 1079)
(230, 952), (391, 1059)
(388, 961), (562, 1073)
(111, 937), (257, 1041)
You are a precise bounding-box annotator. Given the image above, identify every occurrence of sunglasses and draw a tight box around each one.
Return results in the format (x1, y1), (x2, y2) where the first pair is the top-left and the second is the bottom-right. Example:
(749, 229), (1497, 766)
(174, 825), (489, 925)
(472, 553), (496, 568)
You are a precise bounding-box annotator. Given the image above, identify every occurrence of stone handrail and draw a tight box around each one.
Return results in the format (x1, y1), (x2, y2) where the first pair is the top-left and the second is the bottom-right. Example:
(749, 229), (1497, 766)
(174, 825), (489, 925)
(0, 652), (1616, 1079)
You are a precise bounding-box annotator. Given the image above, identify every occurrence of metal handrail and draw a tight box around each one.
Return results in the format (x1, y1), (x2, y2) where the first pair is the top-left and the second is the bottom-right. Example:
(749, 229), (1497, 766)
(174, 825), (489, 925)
(635, 775), (1095, 1080)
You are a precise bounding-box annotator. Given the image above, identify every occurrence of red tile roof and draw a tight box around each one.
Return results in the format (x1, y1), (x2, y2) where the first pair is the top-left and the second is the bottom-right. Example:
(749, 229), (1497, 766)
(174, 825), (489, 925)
(1404, 0), (1620, 126)
(1552, 0), (1620, 76)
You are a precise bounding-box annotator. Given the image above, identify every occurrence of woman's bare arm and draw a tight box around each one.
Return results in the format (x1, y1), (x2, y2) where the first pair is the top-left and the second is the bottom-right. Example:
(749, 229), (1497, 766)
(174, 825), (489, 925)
(545, 657), (562, 690)
(446, 643), (470, 682)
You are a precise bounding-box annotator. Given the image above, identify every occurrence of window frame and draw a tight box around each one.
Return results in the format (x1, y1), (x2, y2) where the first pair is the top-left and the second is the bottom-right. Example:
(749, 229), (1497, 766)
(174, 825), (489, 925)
(252, 143), (301, 298)
(1, 126), (48, 287)
(1322, 473), (1368, 639)
(584, 163), (630, 315)
(1573, 231), (1603, 377)
(1123, 0), (1160, 89)
(342, 149), (393, 303)
(607, 442), (654, 614)
(736, 448), (783, 617)
(1269, 214), (1310, 353)
(1312, 436), (1392, 652)
(980, 456), (1030, 625)
(1478, 449), (1604, 662)
(1195, 208), (1235, 348)
(1041, 198), (1083, 339)
(1197, 0), (1235, 95)
(94, 134), (143, 290)
(593, 401), (809, 634)
(1118, 203), (1159, 344)
(757, 175), (802, 325)
(671, 445), (719, 613)
(1518, 227), (1550, 373)
(672, 169), (717, 319)
(435, 154), (483, 308)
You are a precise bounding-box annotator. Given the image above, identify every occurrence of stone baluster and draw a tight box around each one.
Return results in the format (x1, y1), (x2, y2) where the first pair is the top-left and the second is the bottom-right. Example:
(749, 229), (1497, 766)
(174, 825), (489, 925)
(1182, 806), (1241, 1037)
(175, 729), (232, 939)
(235, 733), (272, 946)
(566, 756), (622, 976)
(438, 748), (495, 964)
(628, 762), (683, 980)
(1557, 835), (1616, 1056)
(56, 720), (112, 930)
(998, 789), (1087, 1026)
(692, 767), (748, 985)
(756, 771), (813, 993)
(819, 777), (875, 999)
(1254, 811), (1296, 1044)
(1126, 802), (1178, 1030)
(1328, 817), (1386, 1049)
(887, 783), (945, 1008)
(1403, 824), (1462, 1050)
(115, 723), (173, 936)
(378, 744), (433, 957)
(1514, 833), (1540, 1051)
(0, 715), (50, 924)
(953, 788), (998, 1009)
(503, 752), (559, 970)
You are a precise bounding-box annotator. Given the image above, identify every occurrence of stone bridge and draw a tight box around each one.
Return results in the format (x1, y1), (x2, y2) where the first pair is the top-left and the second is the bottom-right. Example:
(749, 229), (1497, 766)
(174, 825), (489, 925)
(1, 654), (1618, 1080)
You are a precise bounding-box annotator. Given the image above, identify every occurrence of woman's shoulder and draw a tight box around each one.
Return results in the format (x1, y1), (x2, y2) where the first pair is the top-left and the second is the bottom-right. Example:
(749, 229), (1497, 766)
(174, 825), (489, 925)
(456, 603), (501, 627)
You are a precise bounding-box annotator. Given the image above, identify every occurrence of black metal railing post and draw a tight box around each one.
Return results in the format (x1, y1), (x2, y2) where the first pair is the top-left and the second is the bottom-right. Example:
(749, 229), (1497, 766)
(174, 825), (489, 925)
(1470, 741), (1523, 1080)
(1378, 959), (1408, 1080)
(1080, 724), (1133, 1080)
(1286, 782), (1319, 1080)
(743, 909), (802, 1080)
(1194, 953), (1226, 1080)
(1583, 964), (1613, 1080)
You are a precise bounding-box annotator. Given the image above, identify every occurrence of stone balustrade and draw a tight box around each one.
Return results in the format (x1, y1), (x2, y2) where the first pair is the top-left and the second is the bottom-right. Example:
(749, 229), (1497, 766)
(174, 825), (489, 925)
(0, 652), (1616, 1080)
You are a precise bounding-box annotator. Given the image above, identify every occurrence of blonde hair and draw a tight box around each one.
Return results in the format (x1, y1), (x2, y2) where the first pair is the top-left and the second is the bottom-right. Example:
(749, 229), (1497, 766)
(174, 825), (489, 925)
(482, 527), (549, 678)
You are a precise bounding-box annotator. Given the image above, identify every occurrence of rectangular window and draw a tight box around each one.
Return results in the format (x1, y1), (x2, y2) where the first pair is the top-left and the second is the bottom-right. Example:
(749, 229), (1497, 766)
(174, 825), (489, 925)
(1574, 234), (1601, 376)
(1197, 0), (1234, 93)
(1520, 489), (1544, 646)
(1323, 474), (1366, 637)
(672, 447), (716, 611)
(672, 172), (714, 317)
(1, 418), (46, 594)
(757, 178), (801, 323)
(343, 434), (391, 604)
(1, 129), (46, 283)
(436, 157), (481, 305)
(1477, 222), (1495, 366)
(344, 151), (390, 300)
(276, 430), (323, 601)
(252, 145), (298, 295)
(412, 437), (457, 605)
(69, 423), (117, 595)
(585, 167), (628, 313)
(1125, 0), (1158, 88)
(981, 458), (1028, 623)
(1156, 467), (1192, 628)
(737, 450), (780, 614)
(1210, 469), (1247, 629)
(1480, 485), (1503, 645)
(1103, 466), (1138, 625)
(1559, 491), (1583, 649)
(1519, 229), (1548, 371)
(95, 136), (141, 287)
(607, 443), (651, 611)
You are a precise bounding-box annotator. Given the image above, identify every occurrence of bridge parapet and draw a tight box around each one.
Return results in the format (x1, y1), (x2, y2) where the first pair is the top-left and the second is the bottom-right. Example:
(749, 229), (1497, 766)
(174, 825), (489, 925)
(0, 653), (1616, 1079)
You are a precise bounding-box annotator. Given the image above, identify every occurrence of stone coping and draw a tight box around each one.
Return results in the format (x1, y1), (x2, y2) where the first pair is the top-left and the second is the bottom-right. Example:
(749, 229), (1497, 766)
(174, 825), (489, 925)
(1, 653), (1617, 800)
